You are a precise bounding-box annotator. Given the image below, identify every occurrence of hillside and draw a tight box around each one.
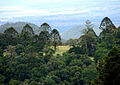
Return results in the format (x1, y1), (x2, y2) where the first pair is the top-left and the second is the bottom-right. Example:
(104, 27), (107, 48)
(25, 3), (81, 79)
(0, 22), (101, 41)
(61, 25), (101, 41)
(0, 22), (40, 34)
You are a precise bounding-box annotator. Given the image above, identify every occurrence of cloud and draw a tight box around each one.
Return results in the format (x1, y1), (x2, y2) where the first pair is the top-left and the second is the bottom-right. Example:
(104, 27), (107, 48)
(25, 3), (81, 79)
(2, 3), (120, 17)
(0, 0), (120, 28)
(0, 6), (91, 19)
(25, 0), (70, 4)
(0, 19), (8, 22)
(111, 0), (120, 1)
(0, 4), (120, 22)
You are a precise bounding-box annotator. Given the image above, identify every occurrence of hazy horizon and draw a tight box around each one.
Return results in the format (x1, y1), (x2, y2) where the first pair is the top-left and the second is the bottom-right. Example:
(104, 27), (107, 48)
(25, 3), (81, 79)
(0, 0), (120, 33)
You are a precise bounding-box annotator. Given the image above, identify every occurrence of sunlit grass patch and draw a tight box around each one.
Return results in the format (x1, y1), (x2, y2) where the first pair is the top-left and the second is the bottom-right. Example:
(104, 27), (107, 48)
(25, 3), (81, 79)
(54, 46), (72, 56)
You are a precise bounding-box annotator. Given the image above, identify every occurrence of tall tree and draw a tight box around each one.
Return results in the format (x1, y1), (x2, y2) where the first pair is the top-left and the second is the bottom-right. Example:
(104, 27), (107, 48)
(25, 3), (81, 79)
(99, 17), (117, 38)
(82, 20), (94, 35)
(4, 27), (18, 45)
(99, 17), (117, 49)
(39, 31), (50, 45)
(100, 17), (116, 31)
(85, 20), (93, 30)
(39, 31), (50, 52)
(79, 34), (97, 56)
(51, 29), (61, 50)
(115, 27), (120, 47)
(20, 24), (34, 46)
(21, 24), (34, 36)
(80, 20), (97, 56)
(4, 27), (18, 36)
(40, 23), (51, 33)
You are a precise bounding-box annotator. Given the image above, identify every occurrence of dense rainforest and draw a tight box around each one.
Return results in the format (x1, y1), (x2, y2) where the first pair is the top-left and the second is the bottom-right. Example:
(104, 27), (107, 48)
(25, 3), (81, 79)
(0, 17), (120, 85)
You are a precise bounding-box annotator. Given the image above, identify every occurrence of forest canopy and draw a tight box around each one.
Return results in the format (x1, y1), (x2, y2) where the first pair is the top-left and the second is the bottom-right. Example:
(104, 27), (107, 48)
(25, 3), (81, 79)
(0, 17), (120, 85)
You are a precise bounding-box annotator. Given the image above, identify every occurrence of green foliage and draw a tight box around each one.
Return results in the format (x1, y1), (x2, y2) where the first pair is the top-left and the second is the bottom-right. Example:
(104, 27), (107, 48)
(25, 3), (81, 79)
(9, 79), (21, 85)
(15, 44), (25, 55)
(29, 81), (38, 85)
(40, 22), (51, 32)
(79, 34), (97, 56)
(78, 20), (97, 56)
(68, 46), (85, 54)
(4, 27), (18, 36)
(0, 18), (120, 85)
(44, 76), (56, 85)
(99, 17), (117, 48)
(65, 38), (79, 46)
(69, 65), (82, 85)
(82, 65), (98, 84)
(0, 33), (7, 49)
(90, 47), (120, 85)
(99, 17), (116, 32)
(39, 31), (50, 47)
(94, 42), (108, 62)
(21, 24), (34, 36)
(0, 74), (5, 84)
(51, 29), (61, 50)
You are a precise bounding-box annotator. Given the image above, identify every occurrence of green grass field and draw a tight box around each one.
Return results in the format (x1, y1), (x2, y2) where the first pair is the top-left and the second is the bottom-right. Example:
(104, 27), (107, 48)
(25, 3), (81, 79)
(53, 46), (94, 61)
(54, 46), (72, 56)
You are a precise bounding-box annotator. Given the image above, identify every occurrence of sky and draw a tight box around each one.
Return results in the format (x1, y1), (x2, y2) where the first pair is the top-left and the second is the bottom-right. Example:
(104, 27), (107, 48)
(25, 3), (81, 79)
(0, 0), (120, 33)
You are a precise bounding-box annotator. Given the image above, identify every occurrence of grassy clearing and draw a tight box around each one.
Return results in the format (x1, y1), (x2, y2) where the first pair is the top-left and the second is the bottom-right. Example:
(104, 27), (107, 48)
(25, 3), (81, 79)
(90, 57), (94, 61)
(53, 46), (72, 56)
(53, 46), (95, 61)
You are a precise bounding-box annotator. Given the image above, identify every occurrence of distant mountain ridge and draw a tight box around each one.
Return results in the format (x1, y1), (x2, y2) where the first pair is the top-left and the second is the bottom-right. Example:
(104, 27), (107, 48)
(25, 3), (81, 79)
(0, 22), (40, 34)
(61, 25), (84, 41)
(61, 25), (101, 41)
(0, 22), (101, 41)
